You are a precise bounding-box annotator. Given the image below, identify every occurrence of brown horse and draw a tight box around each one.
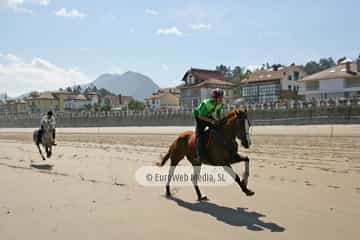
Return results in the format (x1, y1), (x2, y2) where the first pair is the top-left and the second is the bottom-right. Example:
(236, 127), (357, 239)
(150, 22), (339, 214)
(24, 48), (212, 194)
(157, 109), (254, 201)
(33, 124), (54, 161)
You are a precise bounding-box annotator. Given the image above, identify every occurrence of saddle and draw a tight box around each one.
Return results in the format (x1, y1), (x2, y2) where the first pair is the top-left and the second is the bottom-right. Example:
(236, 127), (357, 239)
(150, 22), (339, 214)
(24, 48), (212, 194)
(189, 129), (238, 158)
(189, 130), (214, 152)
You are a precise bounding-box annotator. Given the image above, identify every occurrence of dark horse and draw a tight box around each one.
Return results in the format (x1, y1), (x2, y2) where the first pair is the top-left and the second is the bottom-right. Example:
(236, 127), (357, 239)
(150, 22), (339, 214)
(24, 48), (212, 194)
(157, 109), (254, 201)
(33, 124), (54, 160)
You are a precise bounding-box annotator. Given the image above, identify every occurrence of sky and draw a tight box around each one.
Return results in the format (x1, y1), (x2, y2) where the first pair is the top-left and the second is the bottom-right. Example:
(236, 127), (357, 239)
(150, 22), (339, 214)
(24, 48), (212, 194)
(1, 0), (359, 97)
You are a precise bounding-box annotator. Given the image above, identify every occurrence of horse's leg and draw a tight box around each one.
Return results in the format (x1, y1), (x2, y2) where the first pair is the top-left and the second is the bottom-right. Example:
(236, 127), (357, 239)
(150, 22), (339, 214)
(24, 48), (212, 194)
(191, 163), (208, 201)
(223, 164), (254, 196)
(46, 146), (52, 158)
(230, 153), (251, 188)
(166, 164), (176, 197)
(166, 157), (182, 197)
(187, 156), (208, 201)
(36, 144), (45, 160)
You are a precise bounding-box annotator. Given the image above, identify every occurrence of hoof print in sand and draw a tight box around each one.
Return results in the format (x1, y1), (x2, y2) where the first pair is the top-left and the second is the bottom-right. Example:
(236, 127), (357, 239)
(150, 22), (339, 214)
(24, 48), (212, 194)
(30, 162), (54, 170)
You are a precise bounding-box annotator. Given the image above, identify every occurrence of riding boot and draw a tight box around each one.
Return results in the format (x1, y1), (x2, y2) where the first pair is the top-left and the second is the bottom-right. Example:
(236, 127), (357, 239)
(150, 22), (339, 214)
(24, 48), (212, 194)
(195, 135), (207, 162)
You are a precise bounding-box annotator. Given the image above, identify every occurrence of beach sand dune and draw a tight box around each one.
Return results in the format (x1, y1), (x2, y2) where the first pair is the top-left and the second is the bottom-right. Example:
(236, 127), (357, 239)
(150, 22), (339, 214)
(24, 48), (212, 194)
(0, 126), (359, 240)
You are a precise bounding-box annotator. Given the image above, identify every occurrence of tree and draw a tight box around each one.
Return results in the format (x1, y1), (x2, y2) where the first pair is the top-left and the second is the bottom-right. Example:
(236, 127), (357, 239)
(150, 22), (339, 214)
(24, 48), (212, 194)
(83, 104), (92, 111)
(100, 104), (112, 111)
(216, 64), (232, 81)
(97, 88), (115, 97)
(94, 104), (101, 112)
(91, 86), (98, 92)
(304, 61), (320, 75)
(73, 85), (82, 94)
(66, 86), (73, 93)
(231, 66), (247, 83)
(216, 64), (228, 74)
(266, 62), (271, 69)
(128, 100), (145, 110)
(319, 57), (335, 71)
(304, 57), (336, 75)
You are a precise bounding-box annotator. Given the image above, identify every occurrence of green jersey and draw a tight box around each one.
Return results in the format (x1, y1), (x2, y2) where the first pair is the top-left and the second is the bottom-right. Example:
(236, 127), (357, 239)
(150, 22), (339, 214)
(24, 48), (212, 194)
(193, 98), (224, 118)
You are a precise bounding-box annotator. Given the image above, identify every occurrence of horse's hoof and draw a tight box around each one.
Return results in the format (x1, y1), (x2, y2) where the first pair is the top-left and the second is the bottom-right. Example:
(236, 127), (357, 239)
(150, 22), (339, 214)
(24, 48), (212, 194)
(245, 189), (255, 196)
(198, 196), (209, 201)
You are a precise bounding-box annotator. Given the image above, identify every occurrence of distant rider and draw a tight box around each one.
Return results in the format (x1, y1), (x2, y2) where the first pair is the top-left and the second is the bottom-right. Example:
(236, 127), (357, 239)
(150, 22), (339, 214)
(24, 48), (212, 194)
(37, 110), (57, 146)
(193, 88), (224, 161)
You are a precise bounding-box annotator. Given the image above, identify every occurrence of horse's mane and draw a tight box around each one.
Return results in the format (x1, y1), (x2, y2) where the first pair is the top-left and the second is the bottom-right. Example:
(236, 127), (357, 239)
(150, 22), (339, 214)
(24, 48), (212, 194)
(224, 109), (246, 121)
(216, 109), (246, 128)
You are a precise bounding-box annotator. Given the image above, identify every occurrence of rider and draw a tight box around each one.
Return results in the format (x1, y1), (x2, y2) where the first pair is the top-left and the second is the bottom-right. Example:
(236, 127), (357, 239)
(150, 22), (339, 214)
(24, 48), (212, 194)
(193, 88), (224, 161)
(37, 110), (57, 146)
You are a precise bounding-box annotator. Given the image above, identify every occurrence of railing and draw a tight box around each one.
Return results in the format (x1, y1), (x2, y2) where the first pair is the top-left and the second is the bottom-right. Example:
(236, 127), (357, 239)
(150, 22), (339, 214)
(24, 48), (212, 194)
(0, 105), (360, 127)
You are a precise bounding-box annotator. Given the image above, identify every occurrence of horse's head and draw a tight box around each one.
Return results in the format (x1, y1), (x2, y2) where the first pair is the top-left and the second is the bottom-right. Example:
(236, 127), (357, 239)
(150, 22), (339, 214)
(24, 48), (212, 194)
(42, 122), (54, 144)
(226, 109), (252, 149)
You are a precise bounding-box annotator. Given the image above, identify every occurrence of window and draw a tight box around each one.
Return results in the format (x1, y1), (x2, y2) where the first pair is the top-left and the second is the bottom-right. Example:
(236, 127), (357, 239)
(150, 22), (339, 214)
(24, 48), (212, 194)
(288, 85), (291, 90)
(288, 75), (292, 81)
(294, 71), (300, 81)
(188, 75), (194, 84)
(345, 78), (360, 88)
(192, 99), (198, 108)
(306, 81), (319, 91)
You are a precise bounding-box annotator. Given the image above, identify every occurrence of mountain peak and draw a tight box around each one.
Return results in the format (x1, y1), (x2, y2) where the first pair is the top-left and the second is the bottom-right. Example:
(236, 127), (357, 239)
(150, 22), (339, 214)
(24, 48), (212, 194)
(92, 71), (159, 100)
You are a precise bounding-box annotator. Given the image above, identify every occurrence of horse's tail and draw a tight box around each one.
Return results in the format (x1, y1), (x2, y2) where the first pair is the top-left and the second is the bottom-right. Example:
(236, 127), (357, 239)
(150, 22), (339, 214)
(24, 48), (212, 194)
(157, 148), (171, 167)
(156, 130), (193, 167)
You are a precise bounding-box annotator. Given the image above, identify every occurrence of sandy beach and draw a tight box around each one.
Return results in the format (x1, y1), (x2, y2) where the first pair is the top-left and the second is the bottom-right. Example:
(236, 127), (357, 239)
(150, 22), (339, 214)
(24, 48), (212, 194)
(0, 125), (359, 239)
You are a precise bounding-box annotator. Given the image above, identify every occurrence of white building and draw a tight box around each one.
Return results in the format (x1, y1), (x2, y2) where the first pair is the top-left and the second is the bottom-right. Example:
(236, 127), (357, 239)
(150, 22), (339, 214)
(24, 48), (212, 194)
(240, 65), (306, 104)
(179, 68), (234, 108)
(84, 92), (99, 106)
(299, 58), (360, 101)
(64, 95), (90, 110)
(145, 88), (180, 110)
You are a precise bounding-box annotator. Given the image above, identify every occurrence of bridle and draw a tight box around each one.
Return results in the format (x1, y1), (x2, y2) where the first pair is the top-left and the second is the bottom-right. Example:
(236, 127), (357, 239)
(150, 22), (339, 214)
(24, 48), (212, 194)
(235, 111), (252, 145)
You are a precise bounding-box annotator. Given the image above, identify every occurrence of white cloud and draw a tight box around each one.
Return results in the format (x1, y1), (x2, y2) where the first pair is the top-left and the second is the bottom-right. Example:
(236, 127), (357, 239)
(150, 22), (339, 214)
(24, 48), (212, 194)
(0, 54), (90, 96)
(108, 65), (127, 75)
(0, 0), (49, 6)
(176, 7), (208, 19)
(35, 0), (49, 6)
(55, 8), (87, 18)
(161, 64), (169, 71)
(3, 53), (22, 63)
(157, 27), (183, 37)
(0, 0), (49, 14)
(245, 65), (262, 72)
(12, 6), (32, 13)
(145, 8), (158, 16)
(79, 48), (90, 52)
(190, 23), (212, 31)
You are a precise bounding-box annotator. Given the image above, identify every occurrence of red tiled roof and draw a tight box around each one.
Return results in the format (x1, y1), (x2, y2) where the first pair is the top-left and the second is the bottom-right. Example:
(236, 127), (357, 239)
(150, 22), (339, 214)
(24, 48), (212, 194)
(242, 65), (304, 83)
(158, 88), (180, 94)
(300, 62), (360, 82)
(178, 79), (234, 88)
(37, 92), (55, 100)
(66, 95), (88, 101)
(196, 79), (234, 87)
(182, 68), (225, 82)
